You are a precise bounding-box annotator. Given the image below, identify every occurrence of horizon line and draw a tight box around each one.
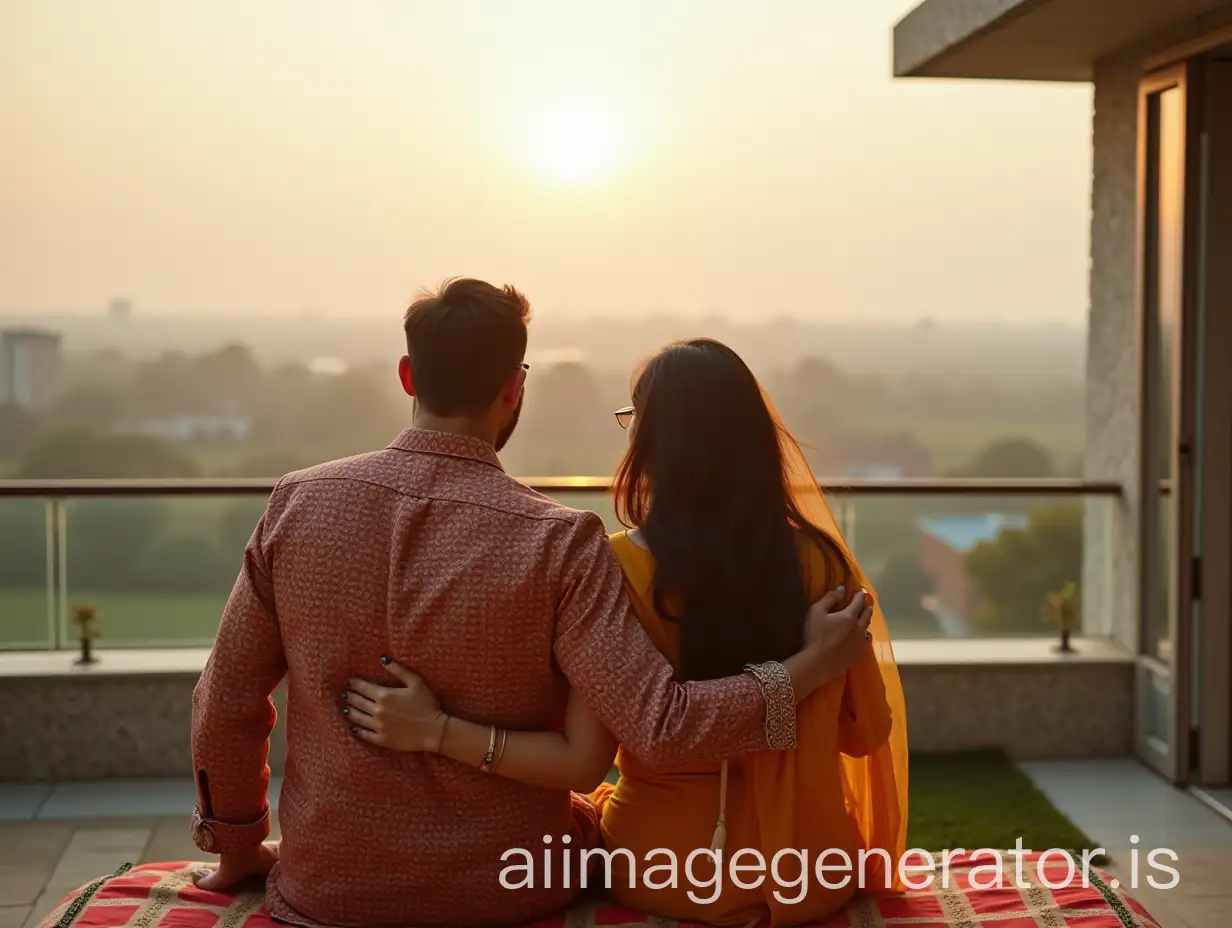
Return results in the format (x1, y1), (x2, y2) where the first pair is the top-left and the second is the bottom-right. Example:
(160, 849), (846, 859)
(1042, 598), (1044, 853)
(0, 309), (1087, 329)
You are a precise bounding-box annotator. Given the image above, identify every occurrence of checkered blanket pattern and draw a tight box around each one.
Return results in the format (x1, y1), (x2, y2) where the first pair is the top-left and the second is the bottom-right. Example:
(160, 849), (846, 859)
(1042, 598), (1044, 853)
(37, 853), (1161, 928)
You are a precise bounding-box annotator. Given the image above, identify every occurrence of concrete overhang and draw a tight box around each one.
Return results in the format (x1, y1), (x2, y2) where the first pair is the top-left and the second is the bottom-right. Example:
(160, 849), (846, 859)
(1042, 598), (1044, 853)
(894, 0), (1232, 81)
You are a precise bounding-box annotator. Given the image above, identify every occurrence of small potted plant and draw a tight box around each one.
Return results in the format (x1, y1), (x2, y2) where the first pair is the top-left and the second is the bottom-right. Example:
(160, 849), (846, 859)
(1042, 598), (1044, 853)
(71, 604), (100, 666)
(1045, 582), (1079, 654)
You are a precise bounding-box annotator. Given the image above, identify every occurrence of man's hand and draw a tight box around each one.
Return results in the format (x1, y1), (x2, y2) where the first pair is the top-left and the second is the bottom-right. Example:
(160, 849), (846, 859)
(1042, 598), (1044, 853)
(805, 586), (874, 680)
(194, 842), (278, 892)
(342, 657), (449, 752)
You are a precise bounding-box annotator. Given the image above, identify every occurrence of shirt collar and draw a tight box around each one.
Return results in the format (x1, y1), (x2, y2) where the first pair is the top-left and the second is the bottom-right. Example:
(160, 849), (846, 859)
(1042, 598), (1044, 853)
(388, 428), (504, 472)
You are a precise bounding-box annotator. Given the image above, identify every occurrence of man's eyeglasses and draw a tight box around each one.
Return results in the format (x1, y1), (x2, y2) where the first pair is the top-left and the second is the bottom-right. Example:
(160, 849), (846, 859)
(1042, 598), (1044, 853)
(614, 406), (634, 430)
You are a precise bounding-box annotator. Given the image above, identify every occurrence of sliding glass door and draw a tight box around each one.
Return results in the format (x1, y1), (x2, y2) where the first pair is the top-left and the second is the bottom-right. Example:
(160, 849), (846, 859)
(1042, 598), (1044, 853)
(1136, 64), (1199, 782)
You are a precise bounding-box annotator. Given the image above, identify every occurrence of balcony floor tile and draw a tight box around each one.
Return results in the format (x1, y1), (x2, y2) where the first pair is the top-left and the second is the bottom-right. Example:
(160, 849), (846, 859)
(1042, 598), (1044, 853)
(34, 778), (283, 821)
(0, 908), (30, 928)
(0, 787), (49, 822)
(37, 781), (197, 820)
(1020, 758), (1232, 849)
(0, 823), (72, 907)
(42, 826), (152, 893)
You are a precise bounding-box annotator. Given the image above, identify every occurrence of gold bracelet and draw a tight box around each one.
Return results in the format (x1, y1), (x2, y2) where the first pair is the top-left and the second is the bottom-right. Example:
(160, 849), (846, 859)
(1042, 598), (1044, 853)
(492, 728), (509, 772)
(479, 725), (497, 773)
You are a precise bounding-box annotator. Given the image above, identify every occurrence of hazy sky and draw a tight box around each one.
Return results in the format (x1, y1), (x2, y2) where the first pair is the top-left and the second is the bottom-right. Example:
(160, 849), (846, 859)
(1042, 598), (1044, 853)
(1, 0), (1093, 322)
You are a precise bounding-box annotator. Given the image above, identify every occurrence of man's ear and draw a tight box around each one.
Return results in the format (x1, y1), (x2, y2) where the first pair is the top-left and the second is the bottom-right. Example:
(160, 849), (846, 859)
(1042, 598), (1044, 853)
(398, 356), (415, 397)
(500, 367), (527, 407)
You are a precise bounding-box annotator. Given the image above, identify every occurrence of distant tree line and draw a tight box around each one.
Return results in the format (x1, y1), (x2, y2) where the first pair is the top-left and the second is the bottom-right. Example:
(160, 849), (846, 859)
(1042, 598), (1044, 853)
(1, 342), (1081, 481)
(0, 342), (1083, 637)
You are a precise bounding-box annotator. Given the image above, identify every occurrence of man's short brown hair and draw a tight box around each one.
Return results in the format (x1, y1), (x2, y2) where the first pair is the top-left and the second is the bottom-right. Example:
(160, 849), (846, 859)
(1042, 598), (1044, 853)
(403, 278), (531, 417)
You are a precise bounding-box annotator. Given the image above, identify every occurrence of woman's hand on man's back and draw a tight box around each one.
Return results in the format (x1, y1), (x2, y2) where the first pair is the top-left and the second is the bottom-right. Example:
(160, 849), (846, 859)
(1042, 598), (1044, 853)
(342, 659), (449, 752)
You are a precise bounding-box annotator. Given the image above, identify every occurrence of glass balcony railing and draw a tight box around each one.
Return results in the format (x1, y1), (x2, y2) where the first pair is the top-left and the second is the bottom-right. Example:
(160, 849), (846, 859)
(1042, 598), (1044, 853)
(0, 496), (54, 649)
(60, 494), (269, 648)
(0, 478), (1121, 651)
(827, 487), (1115, 639)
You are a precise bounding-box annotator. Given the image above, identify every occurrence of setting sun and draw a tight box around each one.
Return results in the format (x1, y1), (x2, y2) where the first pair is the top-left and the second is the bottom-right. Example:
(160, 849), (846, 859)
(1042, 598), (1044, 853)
(524, 101), (624, 183)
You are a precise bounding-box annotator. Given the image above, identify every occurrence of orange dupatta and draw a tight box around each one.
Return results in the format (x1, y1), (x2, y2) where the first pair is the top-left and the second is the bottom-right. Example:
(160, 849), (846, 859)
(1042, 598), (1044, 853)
(749, 400), (910, 916)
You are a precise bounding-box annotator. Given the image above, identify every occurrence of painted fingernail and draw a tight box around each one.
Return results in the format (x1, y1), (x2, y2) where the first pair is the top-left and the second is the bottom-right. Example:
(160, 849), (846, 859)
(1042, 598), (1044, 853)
(342, 707), (349, 716)
(341, 691), (348, 700)
(380, 655), (391, 665)
(350, 726), (358, 734)
(835, 585), (845, 594)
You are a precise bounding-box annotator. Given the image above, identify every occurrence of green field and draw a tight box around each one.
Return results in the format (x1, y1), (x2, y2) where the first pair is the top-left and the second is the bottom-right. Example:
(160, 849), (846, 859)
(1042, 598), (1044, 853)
(0, 589), (226, 649)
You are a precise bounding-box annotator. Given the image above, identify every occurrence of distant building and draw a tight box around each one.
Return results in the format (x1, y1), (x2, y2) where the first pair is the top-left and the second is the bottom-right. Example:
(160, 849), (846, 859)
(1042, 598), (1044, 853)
(917, 513), (1028, 629)
(126, 413), (252, 444)
(0, 327), (63, 410)
(846, 463), (906, 480)
(108, 299), (133, 321)
(823, 433), (933, 479)
(307, 357), (348, 376)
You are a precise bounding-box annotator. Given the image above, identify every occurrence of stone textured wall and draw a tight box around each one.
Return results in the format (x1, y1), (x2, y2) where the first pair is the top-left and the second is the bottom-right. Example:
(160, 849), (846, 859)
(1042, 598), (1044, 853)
(1084, 50), (1143, 652)
(902, 662), (1133, 757)
(0, 664), (1132, 781)
(0, 677), (287, 782)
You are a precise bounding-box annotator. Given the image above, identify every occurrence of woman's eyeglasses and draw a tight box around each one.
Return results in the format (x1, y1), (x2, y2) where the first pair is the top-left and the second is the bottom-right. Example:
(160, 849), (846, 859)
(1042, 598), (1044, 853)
(614, 406), (634, 430)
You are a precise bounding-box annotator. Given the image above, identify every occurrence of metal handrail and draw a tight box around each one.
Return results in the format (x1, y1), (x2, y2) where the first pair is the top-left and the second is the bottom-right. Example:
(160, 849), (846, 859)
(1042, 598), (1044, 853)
(0, 477), (1123, 497)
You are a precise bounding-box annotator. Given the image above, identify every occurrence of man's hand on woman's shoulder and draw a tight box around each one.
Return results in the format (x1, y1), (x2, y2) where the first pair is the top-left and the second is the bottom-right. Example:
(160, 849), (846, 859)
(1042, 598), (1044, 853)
(804, 586), (874, 680)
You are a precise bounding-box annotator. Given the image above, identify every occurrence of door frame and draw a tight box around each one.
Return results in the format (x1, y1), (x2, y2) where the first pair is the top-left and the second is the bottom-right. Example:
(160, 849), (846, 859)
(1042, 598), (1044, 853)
(1134, 61), (1202, 784)
(1193, 55), (1232, 788)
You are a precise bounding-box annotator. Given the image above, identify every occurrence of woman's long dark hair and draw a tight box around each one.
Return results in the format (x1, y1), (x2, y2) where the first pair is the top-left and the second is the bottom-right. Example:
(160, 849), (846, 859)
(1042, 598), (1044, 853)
(613, 338), (854, 682)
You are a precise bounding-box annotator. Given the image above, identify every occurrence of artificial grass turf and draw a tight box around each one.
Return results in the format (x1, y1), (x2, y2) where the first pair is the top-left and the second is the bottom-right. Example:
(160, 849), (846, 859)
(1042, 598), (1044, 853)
(908, 750), (1104, 861)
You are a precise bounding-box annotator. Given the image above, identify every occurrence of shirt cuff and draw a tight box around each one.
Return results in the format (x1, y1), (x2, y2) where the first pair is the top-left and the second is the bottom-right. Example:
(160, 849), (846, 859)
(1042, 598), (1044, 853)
(191, 805), (271, 853)
(743, 660), (797, 750)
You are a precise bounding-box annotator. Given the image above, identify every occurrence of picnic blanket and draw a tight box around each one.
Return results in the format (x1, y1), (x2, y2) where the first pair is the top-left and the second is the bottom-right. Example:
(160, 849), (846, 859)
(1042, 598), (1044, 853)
(36, 853), (1161, 928)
